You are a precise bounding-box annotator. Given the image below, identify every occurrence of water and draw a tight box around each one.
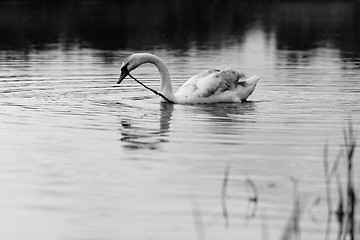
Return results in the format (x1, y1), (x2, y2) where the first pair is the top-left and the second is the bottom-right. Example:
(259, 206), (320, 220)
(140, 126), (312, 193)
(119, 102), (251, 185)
(0, 1), (360, 240)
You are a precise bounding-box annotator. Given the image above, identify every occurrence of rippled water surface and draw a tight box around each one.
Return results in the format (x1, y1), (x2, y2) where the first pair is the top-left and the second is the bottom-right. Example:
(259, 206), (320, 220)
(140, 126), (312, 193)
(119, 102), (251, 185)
(1, 1), (360, 240)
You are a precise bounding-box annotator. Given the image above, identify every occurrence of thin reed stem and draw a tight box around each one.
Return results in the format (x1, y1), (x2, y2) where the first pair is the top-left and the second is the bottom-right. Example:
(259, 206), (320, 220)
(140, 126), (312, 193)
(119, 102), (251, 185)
(245, 175), (258, 218)
(323, 141), (332, 240)
(192, 197), (206, 240)
(336, 172), (344, 240)
(221, 164), (230, 227)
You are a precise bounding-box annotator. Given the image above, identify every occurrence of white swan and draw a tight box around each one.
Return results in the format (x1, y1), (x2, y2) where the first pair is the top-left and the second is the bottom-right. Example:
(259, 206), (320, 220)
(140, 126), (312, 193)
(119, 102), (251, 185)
(117, 53), (260, 104)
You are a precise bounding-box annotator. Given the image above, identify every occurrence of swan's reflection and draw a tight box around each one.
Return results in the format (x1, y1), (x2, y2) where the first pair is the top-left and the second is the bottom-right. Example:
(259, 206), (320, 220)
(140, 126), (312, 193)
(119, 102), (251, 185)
(120, 102), (174, 150)
(194, 101), (256, 120)
(192, 101), (258, 139)
(119, 101), (257, 149)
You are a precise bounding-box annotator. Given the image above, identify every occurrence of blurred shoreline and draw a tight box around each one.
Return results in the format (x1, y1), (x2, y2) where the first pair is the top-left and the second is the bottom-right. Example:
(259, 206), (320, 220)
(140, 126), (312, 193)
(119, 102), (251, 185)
(0, 0), (359, 60)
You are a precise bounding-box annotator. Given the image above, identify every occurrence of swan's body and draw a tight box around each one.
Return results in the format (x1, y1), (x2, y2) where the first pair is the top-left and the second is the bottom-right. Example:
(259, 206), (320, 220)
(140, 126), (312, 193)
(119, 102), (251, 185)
(118, 53), (260, 104)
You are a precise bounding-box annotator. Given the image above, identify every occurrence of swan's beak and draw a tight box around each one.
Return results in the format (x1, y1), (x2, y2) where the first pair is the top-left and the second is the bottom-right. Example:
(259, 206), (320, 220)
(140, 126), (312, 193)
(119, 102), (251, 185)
(117, 69), (128, 84)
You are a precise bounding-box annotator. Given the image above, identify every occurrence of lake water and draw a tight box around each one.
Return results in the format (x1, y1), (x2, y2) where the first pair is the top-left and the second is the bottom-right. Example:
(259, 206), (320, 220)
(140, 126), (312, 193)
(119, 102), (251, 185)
(0, 1), (359, 240)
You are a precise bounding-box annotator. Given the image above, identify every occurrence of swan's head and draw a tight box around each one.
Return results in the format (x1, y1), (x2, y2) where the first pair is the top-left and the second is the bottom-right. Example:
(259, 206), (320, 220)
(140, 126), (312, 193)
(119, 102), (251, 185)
(117, 53), (149, 84)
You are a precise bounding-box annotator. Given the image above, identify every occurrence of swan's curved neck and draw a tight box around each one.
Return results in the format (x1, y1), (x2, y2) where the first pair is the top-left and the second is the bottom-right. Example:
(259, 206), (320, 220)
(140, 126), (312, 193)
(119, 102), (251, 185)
(140, 54), (174, 100)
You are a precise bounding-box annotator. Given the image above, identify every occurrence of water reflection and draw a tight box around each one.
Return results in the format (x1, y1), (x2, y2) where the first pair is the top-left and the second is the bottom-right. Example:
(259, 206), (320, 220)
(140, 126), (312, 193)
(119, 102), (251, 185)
(193, 101), (257, 121)
(274, 2), (357, 50)
(272, 2), (360, 65)
(119, 101), (256, 149)
(120, 102), (173, 150)
(0, 0), (359, 62)
(0, 2), (359, 240)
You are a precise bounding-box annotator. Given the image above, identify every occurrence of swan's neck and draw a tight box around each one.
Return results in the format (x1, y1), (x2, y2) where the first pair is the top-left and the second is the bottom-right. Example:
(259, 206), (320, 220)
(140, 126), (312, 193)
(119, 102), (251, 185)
(141, 54), (175, 100)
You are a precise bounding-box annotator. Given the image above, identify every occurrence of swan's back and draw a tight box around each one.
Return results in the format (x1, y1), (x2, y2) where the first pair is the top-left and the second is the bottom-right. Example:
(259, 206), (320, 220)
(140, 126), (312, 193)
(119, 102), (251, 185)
(185, 69), (220, 83)
(176, 69), (243, 96)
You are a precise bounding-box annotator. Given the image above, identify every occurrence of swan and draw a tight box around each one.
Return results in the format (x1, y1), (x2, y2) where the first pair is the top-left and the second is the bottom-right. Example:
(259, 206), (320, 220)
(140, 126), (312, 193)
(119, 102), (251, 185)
(117, 53), (260, 104)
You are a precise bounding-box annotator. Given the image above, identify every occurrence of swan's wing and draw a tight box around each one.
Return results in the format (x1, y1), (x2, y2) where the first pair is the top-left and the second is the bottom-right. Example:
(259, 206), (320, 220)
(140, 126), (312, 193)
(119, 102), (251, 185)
(176, 69), (220, 96)
(187, 69), (221, 82)
(177, 69), (220, 91)
(194, 69), (246, 97)
(176, 68), (245, 98)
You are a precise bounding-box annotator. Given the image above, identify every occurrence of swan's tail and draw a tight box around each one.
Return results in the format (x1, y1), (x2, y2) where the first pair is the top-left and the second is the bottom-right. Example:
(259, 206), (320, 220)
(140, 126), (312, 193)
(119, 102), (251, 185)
(238, 75), (261, 87)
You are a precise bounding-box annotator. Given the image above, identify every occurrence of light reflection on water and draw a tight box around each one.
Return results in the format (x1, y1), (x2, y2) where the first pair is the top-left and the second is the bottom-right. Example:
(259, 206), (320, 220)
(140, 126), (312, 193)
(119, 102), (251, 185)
(0, 1), (360, 240)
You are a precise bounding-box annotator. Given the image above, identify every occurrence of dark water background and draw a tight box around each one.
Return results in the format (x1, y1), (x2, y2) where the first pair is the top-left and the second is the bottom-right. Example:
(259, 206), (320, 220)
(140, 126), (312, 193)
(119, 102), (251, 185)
(0, 1), (359, 240)
(1, 0), (359, 54)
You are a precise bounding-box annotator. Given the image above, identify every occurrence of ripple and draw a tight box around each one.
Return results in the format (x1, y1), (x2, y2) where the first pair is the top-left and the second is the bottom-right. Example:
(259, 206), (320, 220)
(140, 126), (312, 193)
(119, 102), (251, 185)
(0, 38), (359, 240)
